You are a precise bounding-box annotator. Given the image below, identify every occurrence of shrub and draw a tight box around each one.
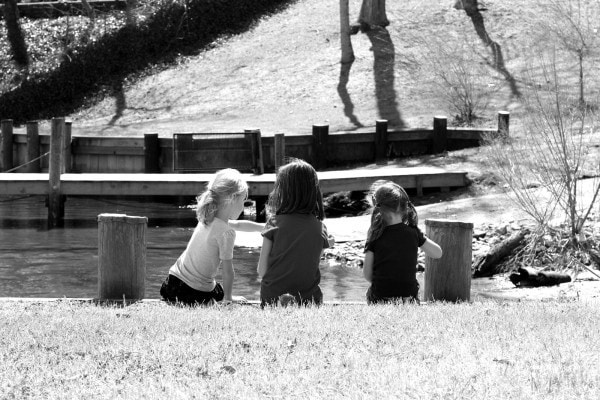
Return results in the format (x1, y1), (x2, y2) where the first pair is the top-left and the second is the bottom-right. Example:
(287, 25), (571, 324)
(0, 0), (297, 123)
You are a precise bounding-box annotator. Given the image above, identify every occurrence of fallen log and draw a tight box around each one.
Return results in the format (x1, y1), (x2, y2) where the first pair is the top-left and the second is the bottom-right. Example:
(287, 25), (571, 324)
(509, 266), (571, 287)
(472, 228), (529, 277)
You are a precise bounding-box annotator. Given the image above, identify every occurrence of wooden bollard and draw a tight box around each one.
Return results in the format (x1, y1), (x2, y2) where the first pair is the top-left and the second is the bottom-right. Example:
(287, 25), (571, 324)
(1, 119), (13, 172)
(48, 118), (65, 228)
(432, 116), (447, 154)
(63, 120), (72, 173)
(274, 133), (285, 170)
(312, 124), (329, 170)
(144, 133), (160, 173)
(498, 111), (510, 139)
(98, 214), (147, 300)
(375, 119), (388, 164)
(245, 128), (264, 175)
(423, 219), (473, 302)
(26, 121), (41, 173)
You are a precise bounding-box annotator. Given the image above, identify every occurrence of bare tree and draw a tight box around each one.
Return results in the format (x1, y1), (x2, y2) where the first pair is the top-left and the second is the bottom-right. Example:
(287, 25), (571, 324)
(3, 0), (28, 69)
(340, 0), (355, 63)
(539, 0), (600, 106)
(352, 0), (389, 33)
(484, 54), (600, 241)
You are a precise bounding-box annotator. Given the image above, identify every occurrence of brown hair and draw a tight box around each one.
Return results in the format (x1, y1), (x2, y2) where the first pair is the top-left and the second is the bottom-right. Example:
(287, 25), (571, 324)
(366, 180), (418, 246)
(267, 158), (325, 220)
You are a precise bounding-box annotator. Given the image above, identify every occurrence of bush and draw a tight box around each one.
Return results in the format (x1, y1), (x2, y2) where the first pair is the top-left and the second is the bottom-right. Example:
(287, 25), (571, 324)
(0, 0), (297, 123)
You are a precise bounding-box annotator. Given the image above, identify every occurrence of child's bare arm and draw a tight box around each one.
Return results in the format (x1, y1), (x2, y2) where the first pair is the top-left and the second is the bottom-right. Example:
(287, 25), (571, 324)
(229, 220), (264, 232)
(257, 237), (272, 278)
(363, 250), (374, 282)
(221, 259), (234, 301)
(420, 238), (442, 259)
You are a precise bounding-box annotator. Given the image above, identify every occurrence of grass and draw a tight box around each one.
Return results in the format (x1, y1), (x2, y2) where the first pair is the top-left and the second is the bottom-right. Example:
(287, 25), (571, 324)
(2, 299), (600, 399)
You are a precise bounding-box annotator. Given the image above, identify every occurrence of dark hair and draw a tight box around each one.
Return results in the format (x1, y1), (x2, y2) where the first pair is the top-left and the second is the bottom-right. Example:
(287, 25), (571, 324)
(267, 158), (325, 220)
(366, 180), (418, 246)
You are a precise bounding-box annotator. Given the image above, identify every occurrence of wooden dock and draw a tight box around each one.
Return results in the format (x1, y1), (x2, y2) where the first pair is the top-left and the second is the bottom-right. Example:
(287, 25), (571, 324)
(0, 167), (467, 197)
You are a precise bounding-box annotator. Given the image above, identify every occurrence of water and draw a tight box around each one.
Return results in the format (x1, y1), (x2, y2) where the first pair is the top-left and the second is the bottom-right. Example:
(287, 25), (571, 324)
(0, 196), (369, 301)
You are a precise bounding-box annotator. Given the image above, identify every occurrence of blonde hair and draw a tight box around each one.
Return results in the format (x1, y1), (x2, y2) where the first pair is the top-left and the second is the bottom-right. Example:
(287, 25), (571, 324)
(366, 180), (418, 246)
(196, 168), (248, 225)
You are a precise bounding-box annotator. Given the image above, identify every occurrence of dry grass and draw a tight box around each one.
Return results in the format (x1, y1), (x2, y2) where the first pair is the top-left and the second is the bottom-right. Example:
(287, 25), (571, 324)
(69, 0), (562, 137)
(1, 299), (600, 399)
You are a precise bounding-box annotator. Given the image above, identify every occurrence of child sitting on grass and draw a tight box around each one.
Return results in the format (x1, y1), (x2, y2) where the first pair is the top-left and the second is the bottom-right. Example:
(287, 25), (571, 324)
(257, 158), (332, 307)
(160, 168), (263, 305)
(362, 180), (442, 304)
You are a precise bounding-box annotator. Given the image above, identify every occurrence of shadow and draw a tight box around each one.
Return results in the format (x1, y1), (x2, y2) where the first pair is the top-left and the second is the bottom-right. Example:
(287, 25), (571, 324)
(107, 79), (126, 126)
(365, 27), (405, 128)
(0, 0), (300, 124)
(337, 60), (364, 128)
(464, 8), (521, 98)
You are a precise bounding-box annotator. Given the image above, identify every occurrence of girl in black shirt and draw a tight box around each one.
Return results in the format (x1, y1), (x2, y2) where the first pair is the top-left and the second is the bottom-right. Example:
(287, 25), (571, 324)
(363, 180), (442, 304)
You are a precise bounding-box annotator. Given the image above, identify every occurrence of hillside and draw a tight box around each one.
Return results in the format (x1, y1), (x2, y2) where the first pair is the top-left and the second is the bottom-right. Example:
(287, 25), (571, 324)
(2, 0), (593, 137)
(66, 0), (544, 136)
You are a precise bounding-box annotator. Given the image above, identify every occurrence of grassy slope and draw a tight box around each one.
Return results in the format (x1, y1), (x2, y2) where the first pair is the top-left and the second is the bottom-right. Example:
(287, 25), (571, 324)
(70, 0), (546, 137)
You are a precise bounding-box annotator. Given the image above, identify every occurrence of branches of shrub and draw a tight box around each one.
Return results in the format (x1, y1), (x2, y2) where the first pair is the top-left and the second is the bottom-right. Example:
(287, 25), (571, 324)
(0, 0), (298, 123)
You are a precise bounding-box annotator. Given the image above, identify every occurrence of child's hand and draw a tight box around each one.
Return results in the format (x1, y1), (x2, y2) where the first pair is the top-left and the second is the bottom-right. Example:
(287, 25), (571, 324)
(222, 296), (249, 305)
(232, 295), (248, 304)
(327, 234), (336, 247)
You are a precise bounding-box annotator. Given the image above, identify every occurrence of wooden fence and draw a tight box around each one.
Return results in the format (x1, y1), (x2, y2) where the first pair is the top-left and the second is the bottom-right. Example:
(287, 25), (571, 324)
(0, 113), (510, 174)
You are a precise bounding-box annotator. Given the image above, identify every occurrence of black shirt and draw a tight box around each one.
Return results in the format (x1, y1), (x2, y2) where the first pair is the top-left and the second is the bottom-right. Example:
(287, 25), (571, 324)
(365, 223), (426, 298)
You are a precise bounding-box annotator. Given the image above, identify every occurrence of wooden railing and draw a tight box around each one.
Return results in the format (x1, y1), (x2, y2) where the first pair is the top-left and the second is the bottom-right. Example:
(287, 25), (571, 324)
(0, 113), (510, 174)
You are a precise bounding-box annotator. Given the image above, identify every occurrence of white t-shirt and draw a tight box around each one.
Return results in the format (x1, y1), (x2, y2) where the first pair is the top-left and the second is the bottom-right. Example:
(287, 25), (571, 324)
(169, 218), (236, 292)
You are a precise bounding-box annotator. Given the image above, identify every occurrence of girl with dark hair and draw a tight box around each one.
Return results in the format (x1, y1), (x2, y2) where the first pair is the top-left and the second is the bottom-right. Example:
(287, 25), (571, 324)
(257, 158), (332, 306)
(160, 169), (263, 305)
(363, 180), (442, 304)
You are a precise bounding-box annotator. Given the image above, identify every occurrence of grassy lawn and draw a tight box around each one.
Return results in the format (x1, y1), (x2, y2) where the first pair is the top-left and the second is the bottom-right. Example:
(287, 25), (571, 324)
(1, 299), (599, 399)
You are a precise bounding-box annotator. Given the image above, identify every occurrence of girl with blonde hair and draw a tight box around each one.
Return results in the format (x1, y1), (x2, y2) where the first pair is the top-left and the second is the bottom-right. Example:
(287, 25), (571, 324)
(160, 168), (263, 305)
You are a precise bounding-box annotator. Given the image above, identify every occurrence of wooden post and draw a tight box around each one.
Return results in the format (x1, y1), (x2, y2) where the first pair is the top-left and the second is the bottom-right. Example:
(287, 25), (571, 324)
(432, 116), (447, 154)
(423, 219), (473, 302)
(98, 214), (147, 300)
(498, 111), (510, 139)
(144, 133), (160, 173)
(26, 121), (40, 173)
(1, 119), (13, 172)
(245, 128), (264, 175)
(274, 133), (285, 171)
(48, 118), (65, 228)
(375, 119), (388, 164)
(254, 196), (268, 223)
(63, 120), (72, 173)
(312, 124), (329, 170)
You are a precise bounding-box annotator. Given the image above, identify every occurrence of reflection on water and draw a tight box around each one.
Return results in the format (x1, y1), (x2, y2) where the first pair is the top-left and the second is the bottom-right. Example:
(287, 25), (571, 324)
(0, 196), (369, 301)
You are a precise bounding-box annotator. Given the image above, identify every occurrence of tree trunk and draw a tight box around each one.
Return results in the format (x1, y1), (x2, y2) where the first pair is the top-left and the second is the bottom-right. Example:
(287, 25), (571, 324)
(340, 0), (355, 63)
(472, 229), (529, 277)
(3, 0), (29, 69)
(357, 0), (389, 31)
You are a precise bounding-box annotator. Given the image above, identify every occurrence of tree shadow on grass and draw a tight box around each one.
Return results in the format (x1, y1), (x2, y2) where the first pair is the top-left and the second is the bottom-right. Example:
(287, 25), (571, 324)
(365, 27), (405, 129)
(337, 60), (364, 128)
(0, 0), (298, 124)
(459, 2), (521, 98)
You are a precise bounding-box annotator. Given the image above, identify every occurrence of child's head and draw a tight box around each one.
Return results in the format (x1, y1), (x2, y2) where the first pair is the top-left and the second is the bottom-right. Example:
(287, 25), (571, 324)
(267, 158), (325, 220)
(196, 168), (248, 225)
(366, 180), (418, 244)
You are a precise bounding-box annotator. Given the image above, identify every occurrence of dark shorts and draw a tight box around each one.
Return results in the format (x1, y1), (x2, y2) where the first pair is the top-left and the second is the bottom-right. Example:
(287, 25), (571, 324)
(366, 286), (420, 305)
(160, 274), (224, 306)
(260, 286), (323, 308)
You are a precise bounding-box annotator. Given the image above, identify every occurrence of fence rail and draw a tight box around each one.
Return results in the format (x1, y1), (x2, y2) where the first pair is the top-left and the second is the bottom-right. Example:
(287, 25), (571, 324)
(0, 113), (508, 174)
